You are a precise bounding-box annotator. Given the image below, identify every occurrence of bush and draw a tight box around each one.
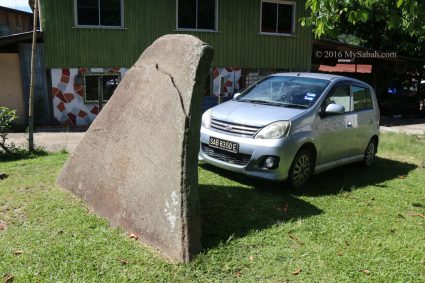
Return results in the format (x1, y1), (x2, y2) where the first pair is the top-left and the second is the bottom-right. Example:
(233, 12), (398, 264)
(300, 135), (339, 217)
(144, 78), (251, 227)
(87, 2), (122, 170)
(0, 106), (17, 154)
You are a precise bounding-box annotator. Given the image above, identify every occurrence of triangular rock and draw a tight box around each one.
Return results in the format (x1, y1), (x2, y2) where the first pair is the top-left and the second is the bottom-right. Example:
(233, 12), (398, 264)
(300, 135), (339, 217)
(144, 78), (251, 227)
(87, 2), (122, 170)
(57, 35), (213, 262)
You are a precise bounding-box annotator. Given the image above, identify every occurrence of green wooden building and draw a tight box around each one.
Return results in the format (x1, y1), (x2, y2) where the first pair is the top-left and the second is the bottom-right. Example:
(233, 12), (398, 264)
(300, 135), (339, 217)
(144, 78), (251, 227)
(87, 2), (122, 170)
(39, 0), (312, 126)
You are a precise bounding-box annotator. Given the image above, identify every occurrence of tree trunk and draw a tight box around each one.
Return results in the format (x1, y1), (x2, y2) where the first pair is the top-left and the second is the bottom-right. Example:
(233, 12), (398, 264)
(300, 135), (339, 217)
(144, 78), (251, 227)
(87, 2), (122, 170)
(28, 0), (39, 152)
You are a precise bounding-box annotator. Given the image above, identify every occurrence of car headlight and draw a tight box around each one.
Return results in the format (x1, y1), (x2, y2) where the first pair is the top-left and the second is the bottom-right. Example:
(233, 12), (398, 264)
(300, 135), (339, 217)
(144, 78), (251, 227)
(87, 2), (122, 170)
(255, 121), (291, 139)
(201, 109), (212, 129)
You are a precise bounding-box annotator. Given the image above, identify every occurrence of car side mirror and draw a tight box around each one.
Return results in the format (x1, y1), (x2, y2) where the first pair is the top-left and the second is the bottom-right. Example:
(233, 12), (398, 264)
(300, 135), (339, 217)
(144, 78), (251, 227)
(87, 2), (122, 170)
(325, 103), (345, 115)
(233, 92), (242, 99)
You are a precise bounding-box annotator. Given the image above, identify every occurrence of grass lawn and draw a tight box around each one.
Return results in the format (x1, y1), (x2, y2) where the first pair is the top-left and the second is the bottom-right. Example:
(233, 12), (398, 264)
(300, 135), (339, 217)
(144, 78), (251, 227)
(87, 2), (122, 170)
(0, 132), (424, 282)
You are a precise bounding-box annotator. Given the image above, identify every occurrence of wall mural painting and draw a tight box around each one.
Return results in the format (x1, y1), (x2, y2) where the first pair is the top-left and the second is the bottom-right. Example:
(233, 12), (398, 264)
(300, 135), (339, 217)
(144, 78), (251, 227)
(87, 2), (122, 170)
(212, 67), (242, 97)
(51, 67), (127, 126)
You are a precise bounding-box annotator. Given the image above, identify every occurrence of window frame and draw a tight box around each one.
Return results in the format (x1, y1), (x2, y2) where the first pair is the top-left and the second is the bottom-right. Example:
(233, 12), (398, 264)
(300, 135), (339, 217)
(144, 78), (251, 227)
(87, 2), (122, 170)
(175, 0), (219, 32)
(260, 0), (296, 36)
(83, 73), (121, 104)
(74, 0), (125, 29)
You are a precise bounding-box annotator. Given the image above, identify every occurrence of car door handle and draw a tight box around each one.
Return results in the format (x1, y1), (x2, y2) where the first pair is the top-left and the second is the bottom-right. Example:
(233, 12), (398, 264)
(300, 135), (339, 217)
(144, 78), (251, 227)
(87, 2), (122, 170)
(347, 121), (353, 128)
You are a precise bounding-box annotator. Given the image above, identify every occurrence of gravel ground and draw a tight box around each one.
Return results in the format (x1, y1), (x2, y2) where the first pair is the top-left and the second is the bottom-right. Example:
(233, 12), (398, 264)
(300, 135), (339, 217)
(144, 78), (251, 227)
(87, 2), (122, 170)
(6, 132), (85, 153)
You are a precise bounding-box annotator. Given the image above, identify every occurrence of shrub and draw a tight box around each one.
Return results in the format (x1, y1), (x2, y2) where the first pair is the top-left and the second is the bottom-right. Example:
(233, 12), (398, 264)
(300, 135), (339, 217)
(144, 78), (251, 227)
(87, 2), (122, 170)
(0, 106), (17, 154)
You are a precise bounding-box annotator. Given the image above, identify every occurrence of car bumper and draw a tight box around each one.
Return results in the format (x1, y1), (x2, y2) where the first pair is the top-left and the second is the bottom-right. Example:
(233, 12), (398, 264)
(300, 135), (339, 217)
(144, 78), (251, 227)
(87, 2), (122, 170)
(199, 126), (299, 181)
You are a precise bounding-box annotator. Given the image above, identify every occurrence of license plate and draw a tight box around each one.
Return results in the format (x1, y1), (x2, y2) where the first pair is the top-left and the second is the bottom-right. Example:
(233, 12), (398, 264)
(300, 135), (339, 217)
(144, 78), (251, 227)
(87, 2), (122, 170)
(209, 137), (239, 153)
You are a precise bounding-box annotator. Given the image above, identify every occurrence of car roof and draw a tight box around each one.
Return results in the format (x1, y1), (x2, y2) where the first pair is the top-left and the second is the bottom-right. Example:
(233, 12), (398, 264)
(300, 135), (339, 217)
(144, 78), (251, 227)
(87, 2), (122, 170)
(271, 72), (370, 86)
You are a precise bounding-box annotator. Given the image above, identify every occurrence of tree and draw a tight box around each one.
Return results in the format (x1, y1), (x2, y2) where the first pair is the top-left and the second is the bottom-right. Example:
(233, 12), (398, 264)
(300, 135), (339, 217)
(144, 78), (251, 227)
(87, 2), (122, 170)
(302, 0), (425, 57)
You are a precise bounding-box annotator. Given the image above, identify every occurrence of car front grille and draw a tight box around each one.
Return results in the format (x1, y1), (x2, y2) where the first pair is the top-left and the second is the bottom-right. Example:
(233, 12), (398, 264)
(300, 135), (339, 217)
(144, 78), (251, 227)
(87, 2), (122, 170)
(201, 143), (251, 166)
(210, 118), (262, 138)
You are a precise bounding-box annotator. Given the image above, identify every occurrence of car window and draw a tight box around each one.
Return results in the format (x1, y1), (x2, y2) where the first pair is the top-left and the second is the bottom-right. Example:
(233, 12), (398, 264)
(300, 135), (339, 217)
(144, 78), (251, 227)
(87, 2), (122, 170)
(325, 84), (351, 113)
(237, 76), (330, 109)
(352, 85), (373, 111)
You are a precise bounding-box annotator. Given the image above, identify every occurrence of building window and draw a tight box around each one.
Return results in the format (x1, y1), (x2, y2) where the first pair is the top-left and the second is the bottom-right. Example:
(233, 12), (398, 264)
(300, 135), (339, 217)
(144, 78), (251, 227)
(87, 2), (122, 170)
(261, 1), (295, 35)
(75, 0), (123, 27)
(177, 0), (217, 31)
(83, 74), (120, 103)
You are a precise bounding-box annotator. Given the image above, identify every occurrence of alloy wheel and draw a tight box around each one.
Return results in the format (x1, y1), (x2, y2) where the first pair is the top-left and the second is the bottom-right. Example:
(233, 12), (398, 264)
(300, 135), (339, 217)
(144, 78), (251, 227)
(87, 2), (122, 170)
(292, 153), (311, 186)
(364, 141), (376, 166)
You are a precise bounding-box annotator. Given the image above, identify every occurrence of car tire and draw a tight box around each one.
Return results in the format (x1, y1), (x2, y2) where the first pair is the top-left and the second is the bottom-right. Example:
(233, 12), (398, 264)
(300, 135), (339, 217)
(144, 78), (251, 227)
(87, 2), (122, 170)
(288, 149), (314, 189)
(362, 139), (377, 167)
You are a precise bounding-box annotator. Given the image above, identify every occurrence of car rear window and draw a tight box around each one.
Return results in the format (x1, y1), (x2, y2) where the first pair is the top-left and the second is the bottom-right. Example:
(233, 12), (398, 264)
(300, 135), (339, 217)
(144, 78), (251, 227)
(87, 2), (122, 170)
(352, 85), (373, 111)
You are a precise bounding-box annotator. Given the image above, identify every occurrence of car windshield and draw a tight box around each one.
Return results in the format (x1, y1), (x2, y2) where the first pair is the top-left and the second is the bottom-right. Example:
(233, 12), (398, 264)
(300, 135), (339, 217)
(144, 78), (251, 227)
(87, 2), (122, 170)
(236, 76), (330, 109)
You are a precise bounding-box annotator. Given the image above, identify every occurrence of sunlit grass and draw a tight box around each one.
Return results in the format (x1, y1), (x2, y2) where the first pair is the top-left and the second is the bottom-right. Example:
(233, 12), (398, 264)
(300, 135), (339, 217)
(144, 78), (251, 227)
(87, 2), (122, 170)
(0, 133), (424, 282)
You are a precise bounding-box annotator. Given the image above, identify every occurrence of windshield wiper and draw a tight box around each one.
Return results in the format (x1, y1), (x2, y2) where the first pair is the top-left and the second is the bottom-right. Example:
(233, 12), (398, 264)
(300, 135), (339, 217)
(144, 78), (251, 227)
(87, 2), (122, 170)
(281, 103), (309, 109)
(239, 99), (282, 106)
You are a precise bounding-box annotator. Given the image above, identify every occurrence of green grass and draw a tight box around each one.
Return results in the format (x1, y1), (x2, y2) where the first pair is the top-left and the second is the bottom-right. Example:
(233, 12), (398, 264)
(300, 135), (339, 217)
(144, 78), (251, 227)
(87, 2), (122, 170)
(1, 132), (424, 282)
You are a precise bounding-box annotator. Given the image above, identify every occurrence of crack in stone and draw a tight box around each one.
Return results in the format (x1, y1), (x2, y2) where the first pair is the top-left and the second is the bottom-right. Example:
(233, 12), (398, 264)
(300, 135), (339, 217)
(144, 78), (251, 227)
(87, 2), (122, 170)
(155, 62), (191, 260)
(155, 63), (188, 117)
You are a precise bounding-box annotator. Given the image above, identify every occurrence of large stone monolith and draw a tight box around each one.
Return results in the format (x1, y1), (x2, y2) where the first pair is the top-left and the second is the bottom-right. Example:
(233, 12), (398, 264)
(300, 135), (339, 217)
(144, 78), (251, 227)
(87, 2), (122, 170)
(57, 35), (213, 262)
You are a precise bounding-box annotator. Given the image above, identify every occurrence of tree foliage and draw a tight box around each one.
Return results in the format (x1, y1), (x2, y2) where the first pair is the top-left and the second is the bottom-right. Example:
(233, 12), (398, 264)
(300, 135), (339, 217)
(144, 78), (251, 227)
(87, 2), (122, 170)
(302, 0), (425, 57)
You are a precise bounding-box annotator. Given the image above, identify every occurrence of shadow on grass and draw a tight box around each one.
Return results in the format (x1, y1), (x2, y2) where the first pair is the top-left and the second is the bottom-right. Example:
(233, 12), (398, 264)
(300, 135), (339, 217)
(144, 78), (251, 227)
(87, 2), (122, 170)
(0, 147), (48, 162)
(199, 184), (323, 249)
(199, 157), (417, 248)
(296, 157), (417, 196)
(200, 157), (417, 197)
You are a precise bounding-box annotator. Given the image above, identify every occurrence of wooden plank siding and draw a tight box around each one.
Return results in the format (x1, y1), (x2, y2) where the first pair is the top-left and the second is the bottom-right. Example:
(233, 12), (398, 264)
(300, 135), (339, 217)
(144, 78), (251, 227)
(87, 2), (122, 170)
(0, 7), (33, 36)
(40, 0), (312, 69)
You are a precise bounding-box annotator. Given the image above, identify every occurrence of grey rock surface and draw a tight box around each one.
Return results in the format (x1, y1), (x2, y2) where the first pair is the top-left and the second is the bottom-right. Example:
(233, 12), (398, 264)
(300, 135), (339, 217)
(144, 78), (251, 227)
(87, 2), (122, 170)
(57, 34), (213, 262)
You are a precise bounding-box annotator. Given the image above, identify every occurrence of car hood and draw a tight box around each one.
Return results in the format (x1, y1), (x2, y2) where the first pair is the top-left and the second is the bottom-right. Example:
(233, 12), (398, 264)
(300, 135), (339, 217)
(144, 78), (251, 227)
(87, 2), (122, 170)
(211, 100), (306, 126)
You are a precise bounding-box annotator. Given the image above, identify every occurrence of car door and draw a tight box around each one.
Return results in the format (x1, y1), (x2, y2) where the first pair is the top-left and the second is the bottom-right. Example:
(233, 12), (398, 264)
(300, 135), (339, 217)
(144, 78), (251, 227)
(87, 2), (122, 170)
(351, 85), (376, 155)
(318, 82), (355, 164)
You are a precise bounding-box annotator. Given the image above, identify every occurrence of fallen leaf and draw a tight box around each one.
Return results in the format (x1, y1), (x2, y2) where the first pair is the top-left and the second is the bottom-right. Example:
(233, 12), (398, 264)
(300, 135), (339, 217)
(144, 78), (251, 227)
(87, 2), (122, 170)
(249, 255), (254, 261)
(292, 268), (302, 275)
(289, 234), (305, 246)
(337, 251), (344, 256)
(0, 221), (6, 231)
(362, 269), (371, 275)
(3, 274), (14, 283)
(233, 270), (242, 278)
(13, 251), (24, 255)
(119, 259), (128, 265)
(398, 175), (407, 179)
(409, 213), (425, 219)
(129, 233), (138, 240)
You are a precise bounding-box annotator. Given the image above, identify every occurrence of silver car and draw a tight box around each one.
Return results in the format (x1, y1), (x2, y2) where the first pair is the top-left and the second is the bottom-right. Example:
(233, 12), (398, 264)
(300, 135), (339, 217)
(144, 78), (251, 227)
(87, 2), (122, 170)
(199, 73), (380, 188)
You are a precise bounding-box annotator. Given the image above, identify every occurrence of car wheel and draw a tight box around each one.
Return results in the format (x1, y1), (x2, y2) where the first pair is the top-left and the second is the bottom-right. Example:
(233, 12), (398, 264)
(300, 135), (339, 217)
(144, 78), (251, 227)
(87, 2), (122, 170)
(363, 139), (377, 167)
(288, 149), (314, 188)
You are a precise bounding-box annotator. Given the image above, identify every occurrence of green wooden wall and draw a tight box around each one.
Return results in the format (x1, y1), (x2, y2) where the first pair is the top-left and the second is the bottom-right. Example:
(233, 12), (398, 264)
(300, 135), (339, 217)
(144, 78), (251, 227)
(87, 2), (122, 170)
(40, 0), (312, 69)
